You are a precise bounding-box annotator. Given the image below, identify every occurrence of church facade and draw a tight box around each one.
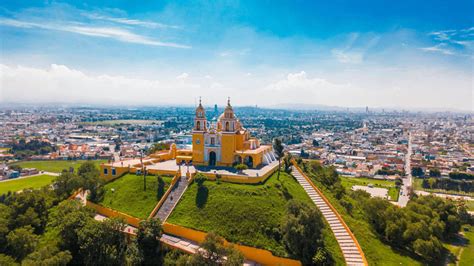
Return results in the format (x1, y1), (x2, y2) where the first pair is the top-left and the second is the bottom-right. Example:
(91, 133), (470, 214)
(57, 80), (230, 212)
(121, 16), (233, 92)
(191, 99), (276, 168)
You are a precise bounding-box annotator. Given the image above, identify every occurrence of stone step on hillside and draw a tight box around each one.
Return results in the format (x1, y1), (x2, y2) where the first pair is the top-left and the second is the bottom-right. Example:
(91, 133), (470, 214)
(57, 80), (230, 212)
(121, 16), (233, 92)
(291, 168), (365, 265)
(155, 176), (188, 222)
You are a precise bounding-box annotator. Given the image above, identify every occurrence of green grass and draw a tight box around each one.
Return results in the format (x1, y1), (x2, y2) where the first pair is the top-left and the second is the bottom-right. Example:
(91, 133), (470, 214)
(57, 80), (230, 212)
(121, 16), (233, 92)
(100, 173), (173, 219)
(0, 174), (56, 194)
(413, 178), (474, 197)
(10, 160), (106, 173)
(444, 225), (474, 266)
(305, 169), (421, 265)
(459, 225), (474, 266)
(340, 176), (400, 201)
(168, 172), (345, 264)
(465, 201), (474, 211)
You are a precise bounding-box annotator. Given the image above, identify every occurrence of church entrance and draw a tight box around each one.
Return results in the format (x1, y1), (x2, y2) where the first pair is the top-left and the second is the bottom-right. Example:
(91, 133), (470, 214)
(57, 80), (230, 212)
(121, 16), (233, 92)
(209, 151), (216, 166)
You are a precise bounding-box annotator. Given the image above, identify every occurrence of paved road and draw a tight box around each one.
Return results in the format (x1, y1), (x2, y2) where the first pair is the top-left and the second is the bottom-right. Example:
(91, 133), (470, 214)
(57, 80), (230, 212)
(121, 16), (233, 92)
(0, 171), (59, 182)
(292, 167), (365, 266)
(397, 132), (412, 207)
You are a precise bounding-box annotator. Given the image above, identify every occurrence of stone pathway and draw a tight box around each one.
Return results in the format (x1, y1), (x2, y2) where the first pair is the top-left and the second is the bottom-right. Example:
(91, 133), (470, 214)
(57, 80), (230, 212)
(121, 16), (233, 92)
(292, 168), (366, 266)
(154, 176), (189, 222)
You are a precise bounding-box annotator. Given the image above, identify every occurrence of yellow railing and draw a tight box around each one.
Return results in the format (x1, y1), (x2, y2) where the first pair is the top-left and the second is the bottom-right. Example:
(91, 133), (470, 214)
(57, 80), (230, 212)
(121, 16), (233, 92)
(162, 223), (301, 266)
(291, 159), (368, 266)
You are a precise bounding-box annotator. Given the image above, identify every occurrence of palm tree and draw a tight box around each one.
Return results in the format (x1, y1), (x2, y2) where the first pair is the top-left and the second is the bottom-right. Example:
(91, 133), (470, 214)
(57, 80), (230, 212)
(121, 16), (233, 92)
(273, 138), (284, 179)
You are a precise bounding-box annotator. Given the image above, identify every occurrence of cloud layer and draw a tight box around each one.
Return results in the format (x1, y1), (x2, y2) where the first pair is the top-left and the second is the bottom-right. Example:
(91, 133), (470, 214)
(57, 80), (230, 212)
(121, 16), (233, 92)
(1, 64), (471, 111)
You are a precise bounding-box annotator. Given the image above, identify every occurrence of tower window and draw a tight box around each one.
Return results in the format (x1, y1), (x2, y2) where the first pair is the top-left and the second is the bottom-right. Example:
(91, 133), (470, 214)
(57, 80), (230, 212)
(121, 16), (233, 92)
(211, 137), (215, 145)
(197, 121), (201, 130)
(225, 121), (230, 131)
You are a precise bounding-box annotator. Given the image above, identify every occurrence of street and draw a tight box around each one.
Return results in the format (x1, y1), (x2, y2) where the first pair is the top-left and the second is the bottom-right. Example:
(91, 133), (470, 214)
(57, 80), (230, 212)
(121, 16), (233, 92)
(397, 132), (412, 207)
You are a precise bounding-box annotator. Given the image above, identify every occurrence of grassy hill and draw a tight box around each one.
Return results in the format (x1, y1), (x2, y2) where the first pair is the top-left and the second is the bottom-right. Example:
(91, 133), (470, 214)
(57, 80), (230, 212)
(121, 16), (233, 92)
(100, 173), (173, 219)
(10, 159), (106, 173)
(167, 171), (345, 264)
(0, 174), (56, 194)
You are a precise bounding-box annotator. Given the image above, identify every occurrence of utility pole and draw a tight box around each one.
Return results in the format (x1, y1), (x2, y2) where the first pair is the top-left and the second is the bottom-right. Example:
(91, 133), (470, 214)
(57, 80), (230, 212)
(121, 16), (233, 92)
(141, 151), (146, 191)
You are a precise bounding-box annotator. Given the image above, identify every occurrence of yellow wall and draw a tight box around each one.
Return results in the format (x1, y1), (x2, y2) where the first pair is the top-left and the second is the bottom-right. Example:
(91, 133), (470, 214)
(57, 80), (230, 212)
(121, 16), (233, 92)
(86, 201), (141, 228)
(194, 163), (278, 184)
(162, 223), (301, 266)
(100, 164), (129, 181)
(221, 134), (235, 165)
(192, 133), (205, 164)
(235, 133), (244, 150)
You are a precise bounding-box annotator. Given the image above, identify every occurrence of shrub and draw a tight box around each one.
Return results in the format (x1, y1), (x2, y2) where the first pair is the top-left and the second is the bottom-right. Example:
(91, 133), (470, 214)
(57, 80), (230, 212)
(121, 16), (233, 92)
(234, 164), (248, 172)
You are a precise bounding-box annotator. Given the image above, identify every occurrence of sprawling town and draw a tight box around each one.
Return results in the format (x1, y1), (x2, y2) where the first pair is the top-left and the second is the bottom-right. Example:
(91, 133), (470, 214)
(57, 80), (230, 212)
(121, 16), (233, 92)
(2, 106), (472, 182)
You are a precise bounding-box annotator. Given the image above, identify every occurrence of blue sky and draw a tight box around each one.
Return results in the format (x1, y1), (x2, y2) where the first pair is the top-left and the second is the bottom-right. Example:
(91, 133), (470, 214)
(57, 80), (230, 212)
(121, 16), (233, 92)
(0, 1), (473, 110)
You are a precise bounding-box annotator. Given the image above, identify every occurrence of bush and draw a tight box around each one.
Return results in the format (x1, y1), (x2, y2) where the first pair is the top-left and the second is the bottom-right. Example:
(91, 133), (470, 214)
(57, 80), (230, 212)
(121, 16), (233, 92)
(234, 163), (248, 172)
(194, 173), (207, 187)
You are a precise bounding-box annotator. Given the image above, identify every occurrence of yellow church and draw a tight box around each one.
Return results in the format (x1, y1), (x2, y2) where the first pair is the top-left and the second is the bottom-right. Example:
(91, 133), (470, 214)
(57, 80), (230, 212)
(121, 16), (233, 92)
(189, 98), (275, 168)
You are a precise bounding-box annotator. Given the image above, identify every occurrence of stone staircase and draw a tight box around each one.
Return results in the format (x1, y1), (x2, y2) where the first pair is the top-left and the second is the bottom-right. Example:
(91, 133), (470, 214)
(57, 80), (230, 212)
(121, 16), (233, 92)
(155, 176), (188, 222)
(291, 168), (366, 266)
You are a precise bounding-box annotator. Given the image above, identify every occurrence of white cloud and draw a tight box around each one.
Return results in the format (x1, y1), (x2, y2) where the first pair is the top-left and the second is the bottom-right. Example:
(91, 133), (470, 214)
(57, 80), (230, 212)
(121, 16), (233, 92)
(331, 49), (363, 64)
(0, 18), (190, 48)
(0, 64), (200, 104)
(0, 63), (471, 111)
(425, 27), (474, 57)
(84, 13), (180, 29)
(420, 44), (456, 55)
(263, 71), (351, 104)
(176, 72), (189, 80)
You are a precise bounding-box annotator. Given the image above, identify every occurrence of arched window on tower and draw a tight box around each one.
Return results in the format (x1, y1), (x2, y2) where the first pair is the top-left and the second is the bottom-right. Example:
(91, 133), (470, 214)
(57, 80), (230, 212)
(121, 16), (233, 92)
(225, 121), (230, 131)
(197, 121), (201, 130)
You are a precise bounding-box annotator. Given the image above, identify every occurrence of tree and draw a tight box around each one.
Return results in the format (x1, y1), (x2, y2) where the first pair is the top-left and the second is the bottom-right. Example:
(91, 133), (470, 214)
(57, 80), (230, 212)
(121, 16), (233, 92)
(136, 218), (163, 264)
(157, 175), (166, 200)
(125, 240), (144, 266)
(77, 218), (128, 265)
(47, 200), (95, 263)
(5, 189), (54, 234)
(281, 200), (326, 265)
(234, 163), (248, 173)
(0, 203), (12, 252)
(53, 171), (83, 200)
(193, 232), (227, 265)
(192, 232), (244, 266)
(429, 168), (441, 177)
(7, 226), (39, 261)
(77, 161), (100, 178)
(147, 142), (168, 155)
(273, 138), (284, 179)
(283, 153), (293, 173)
(194, 173), (207, 187)
(22, 245), (72, 266)
(0, 254), (17, 266)
(224, 244), (245, 266)
(412, 237), (443, 261)
(312, 139), (319, 147)
(412, 167), (424, 177)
